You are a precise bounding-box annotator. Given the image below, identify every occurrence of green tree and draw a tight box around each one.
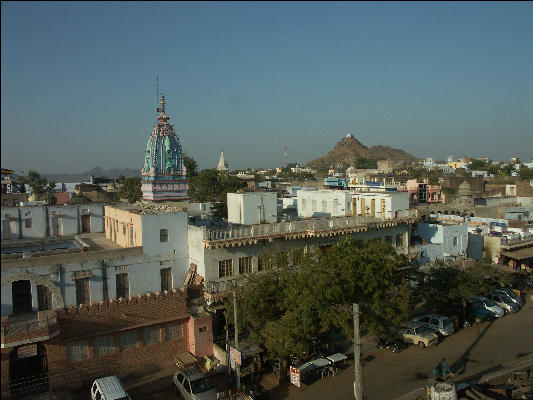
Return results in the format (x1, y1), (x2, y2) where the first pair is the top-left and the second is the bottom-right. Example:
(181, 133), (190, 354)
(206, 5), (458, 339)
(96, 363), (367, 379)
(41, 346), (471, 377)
(226, 238), (410, 379)
(467, 160), (488, 171)
(188, 169), (247, 218)
(118, 177), (142, 203)
(414, 262), (512, 324)
(428, 175), (440, 185)
(19, 170), (56, 201)
(519, 166), (533, 180)
(183, 153), (198, 179)
(353, 157), (378, 169)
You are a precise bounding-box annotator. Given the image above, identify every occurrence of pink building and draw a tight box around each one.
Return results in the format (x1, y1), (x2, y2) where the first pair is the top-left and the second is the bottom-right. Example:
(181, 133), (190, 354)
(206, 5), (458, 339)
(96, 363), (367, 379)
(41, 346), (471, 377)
(399, 179), (444, 204)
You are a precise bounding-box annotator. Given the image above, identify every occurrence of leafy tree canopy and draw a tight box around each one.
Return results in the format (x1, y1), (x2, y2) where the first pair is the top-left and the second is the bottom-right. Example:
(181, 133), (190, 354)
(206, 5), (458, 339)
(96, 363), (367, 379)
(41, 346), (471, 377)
(19, 170), (55, 201)
(118, 177), (142, 203)
(188, 169), (247, 218)
(519, 167), (533, 180)
(353, 157), (378, 169)
(183, 153), (198, 179)
(226, 238), (411, 363)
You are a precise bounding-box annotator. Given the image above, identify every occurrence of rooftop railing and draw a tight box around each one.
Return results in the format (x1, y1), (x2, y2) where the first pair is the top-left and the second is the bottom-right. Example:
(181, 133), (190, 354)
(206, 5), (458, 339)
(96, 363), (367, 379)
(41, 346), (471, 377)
(203, 209), (417, 241)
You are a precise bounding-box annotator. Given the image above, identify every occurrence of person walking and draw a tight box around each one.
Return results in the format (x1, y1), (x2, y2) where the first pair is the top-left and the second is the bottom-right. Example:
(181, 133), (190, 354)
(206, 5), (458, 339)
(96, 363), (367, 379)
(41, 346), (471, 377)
(435, 358), (453, 381)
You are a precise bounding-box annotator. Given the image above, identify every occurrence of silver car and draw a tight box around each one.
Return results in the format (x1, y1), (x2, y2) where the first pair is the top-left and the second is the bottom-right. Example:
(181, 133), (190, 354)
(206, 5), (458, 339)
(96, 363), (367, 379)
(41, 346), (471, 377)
(486, 292), (518, 313)
(411, 314), (455, 337)
(173, 367), (217, 400)
(473, 296), (504, 318)
(493, 287), (523, 308)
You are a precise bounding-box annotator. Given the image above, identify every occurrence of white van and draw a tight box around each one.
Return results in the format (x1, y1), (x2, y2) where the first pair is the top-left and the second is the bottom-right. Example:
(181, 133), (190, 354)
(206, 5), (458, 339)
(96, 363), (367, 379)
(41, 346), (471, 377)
(90, 376), (131, 400)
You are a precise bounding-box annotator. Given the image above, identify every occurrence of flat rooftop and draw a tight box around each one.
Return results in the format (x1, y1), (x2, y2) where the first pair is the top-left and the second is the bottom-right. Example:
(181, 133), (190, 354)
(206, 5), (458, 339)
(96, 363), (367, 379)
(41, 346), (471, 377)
(1, 233), (142, 269)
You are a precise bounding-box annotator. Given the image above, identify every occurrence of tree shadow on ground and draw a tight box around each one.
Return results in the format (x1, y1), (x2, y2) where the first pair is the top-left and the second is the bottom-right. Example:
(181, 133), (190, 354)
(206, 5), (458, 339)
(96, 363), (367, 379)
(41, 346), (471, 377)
(450, 319), (495, 376)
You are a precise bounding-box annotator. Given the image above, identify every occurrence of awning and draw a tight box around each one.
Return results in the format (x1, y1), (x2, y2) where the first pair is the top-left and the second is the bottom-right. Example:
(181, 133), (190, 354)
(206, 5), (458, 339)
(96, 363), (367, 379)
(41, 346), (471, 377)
(502, 247), (533, 260)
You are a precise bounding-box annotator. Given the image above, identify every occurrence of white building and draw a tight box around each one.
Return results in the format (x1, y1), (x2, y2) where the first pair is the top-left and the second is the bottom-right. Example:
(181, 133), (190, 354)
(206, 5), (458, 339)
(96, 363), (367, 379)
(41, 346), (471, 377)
(297, 190), (352, 218)
(227, 192), (278, 225)
(351, 191), (409, 219)
(1, 204), (104, 240)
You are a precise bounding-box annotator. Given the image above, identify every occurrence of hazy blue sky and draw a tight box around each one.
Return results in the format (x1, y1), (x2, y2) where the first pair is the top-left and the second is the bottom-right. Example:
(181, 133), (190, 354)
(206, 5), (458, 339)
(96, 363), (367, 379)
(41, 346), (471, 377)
(2, 2), (532, 174)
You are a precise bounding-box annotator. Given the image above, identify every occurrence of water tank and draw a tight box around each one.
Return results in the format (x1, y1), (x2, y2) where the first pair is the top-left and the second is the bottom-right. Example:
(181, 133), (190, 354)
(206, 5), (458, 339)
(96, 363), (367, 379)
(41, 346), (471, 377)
(430, 382), (457, 400)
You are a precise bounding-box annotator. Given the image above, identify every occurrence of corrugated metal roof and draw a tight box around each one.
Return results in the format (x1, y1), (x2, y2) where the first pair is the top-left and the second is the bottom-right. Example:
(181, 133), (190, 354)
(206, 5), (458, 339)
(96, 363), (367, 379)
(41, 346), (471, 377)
(502, 247), (533, 260)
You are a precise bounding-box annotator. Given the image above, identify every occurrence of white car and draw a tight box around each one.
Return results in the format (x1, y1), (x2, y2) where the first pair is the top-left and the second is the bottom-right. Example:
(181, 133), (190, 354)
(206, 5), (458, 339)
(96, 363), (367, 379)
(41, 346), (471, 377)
(411, 314), (455, 337)
(173, 367), (217, 400)
(473, 296), (504, 318)
(486, 292), (518, 313)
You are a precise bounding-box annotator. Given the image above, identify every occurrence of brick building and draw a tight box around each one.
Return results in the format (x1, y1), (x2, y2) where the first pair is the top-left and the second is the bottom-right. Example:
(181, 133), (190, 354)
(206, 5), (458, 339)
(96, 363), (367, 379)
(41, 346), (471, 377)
(1, 288), (212, 398)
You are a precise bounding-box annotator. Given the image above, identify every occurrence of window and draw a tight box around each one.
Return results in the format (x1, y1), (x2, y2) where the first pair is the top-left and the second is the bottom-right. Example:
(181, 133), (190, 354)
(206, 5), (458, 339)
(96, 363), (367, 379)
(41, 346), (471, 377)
(199, 326), (208, 333)
(322, 200), (327, 212)
(75, 277), (90, 305)
(116, 273), (129, 299)
(37, 285), (52, 311)
(395, 234), (403, 248)
(311, 199), (317, 211)
(94, 335), (115, 357)
(453, 237), (458, 246)
(143, 326), (161, 346)
(25, 218), (32, 228)
(166, 322), (183, 341)
(160, 228), (168, 242)
(119, 330), (138, 352)
(67, 340), (88, 362)
(301, 199), (307, 210)
(160, 268), (172, 292)
(385, 236), (392, 244)
(218, 259), (234, 277)
(257, 255), (271, 272)
(239, 257), (252, 274)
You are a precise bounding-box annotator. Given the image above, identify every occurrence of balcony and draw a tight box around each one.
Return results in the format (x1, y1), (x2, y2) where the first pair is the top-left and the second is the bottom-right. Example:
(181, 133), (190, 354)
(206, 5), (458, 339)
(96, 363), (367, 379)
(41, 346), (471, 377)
(1, 310), (60, 348)
(201, 209), (418, 248)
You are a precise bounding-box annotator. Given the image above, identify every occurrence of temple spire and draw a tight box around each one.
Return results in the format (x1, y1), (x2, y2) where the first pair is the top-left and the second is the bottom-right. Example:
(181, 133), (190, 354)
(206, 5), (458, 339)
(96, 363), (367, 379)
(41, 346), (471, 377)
(160, 93), (166, 113)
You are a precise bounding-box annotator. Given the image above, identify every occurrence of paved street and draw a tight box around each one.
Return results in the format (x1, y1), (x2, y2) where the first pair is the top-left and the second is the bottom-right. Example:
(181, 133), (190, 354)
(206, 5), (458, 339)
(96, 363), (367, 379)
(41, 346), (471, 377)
(283, 295), (533, 400)
(128, 294), (532, 400)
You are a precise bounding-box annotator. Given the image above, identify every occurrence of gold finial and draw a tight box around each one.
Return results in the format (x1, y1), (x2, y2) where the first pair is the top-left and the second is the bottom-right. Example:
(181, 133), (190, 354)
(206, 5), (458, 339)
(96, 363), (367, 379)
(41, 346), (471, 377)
(160, 93), (166, 113)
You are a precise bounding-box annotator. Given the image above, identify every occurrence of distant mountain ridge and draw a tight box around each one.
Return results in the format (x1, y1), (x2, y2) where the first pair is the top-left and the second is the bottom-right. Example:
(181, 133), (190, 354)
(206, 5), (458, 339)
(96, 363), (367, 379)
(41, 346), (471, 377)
(306, 136), (418, 168)
(42, 167), (140, 183)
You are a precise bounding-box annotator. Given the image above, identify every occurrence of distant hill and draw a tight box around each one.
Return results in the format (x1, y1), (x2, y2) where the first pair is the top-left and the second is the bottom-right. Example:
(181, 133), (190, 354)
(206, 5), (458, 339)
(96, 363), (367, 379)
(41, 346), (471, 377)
(306, 135), (419, 168)
(42, 167), (140, 182)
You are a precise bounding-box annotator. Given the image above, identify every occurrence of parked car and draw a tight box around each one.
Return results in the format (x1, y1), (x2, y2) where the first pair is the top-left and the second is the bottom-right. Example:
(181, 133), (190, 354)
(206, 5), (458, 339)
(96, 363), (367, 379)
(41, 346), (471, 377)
(493, 287), (524, 308)
(465, 301), (497, 323)
(485, 292), (518, 313)
(400, 321), (439, 348)
(90, 376), (131, 400)
(173, 367), (217, 400)
(410, 314), (455, 337)
(472, 296), (504, 318)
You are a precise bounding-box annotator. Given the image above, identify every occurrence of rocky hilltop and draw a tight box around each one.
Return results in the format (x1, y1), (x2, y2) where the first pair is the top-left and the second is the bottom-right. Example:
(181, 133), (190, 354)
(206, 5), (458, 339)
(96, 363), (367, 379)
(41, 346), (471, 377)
(306, 135), (418, 168)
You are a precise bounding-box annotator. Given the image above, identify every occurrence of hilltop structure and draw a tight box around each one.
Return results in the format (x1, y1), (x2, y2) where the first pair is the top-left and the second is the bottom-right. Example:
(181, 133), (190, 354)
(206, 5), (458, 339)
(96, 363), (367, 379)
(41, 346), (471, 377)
(141, 94), (188, 201)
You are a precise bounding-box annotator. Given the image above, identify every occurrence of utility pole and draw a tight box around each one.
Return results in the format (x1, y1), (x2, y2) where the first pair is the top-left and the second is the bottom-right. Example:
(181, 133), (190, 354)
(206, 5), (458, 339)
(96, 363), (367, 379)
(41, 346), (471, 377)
(225, 312), (230, 378)
(233, 290), (240, 388)
(353, 303), (363, 400)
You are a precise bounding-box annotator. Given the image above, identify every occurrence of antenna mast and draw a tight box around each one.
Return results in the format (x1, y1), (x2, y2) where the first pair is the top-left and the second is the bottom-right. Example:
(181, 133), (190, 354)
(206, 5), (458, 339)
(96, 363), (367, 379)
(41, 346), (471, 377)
(156, 76), (159, 121)
(284, 146), (288, 168)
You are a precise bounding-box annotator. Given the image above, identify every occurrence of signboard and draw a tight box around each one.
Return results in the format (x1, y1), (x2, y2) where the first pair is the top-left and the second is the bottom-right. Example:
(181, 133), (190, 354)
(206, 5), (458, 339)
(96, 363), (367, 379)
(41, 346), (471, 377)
(18, 344), (38, 359)
(290, 366), (300, 387)
(229, 346), (241, 366)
